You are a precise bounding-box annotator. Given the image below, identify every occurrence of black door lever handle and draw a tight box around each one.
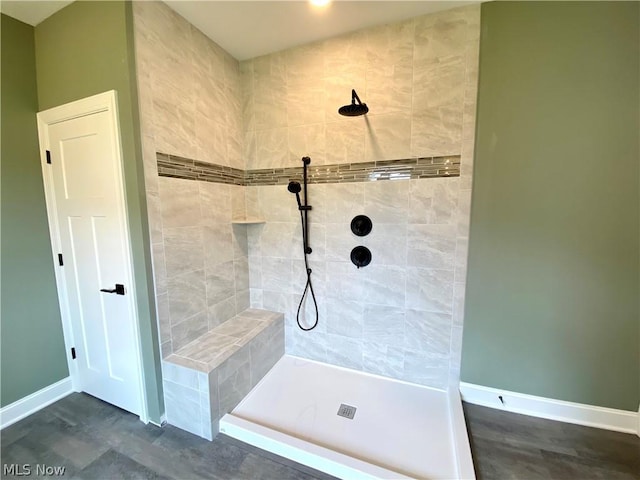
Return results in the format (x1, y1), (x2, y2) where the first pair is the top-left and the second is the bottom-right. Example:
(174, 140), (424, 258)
(100, 283), (125, 295)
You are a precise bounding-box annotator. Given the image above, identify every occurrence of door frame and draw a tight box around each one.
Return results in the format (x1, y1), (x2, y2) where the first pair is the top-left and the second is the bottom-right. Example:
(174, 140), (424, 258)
(37, 90), (149, 423)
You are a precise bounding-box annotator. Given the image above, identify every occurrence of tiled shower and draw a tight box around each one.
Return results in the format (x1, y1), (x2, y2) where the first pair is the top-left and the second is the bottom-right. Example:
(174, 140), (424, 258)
(134, 0), (479, 398)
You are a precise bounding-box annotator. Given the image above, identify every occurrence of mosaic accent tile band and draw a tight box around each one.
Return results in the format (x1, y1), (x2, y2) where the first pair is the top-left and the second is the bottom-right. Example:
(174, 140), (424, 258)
(157, 153), (245, 185)
(157, 152), (460, 186)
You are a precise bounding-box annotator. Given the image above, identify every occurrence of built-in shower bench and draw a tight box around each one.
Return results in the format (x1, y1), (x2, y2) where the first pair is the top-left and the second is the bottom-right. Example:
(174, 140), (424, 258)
(161, 308), (284, 440)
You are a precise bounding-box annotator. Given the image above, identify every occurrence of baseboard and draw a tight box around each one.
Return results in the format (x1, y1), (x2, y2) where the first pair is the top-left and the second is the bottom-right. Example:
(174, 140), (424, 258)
(149, 414), (167, 428)
(460, 382), (639, 436)
(0, 377), (73, 430)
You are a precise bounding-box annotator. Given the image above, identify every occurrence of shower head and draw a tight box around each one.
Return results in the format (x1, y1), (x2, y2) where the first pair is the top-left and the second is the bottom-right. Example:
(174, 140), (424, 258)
(338, 89), (369, 117)
(287, 181), (302, 194)
(288, 181), (303, 209)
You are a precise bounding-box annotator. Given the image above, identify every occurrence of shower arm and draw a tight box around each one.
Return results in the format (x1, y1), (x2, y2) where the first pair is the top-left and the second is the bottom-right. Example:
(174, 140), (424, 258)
(351, 89), (363, 105)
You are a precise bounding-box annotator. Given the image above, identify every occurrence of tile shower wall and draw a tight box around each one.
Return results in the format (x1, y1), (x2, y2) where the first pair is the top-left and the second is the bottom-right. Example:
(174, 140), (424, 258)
(133, 0), (479, 390)
(132, 1), (248, 357)
(242, 5), (480, 388)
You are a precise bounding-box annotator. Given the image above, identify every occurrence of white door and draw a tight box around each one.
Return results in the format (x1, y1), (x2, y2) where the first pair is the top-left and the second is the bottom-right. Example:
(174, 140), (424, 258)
(38, 91), (145, 418)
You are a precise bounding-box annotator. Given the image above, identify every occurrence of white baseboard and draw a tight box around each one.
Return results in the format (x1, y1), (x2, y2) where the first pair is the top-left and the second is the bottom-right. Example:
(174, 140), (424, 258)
(0, 377), (73, 430)
(149, 414), (167, 428)
(460, 382), (639, 436)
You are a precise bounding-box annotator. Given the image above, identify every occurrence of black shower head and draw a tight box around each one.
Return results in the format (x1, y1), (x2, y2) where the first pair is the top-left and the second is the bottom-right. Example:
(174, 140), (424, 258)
(338, 89), (369, 117)
(339, 103), (369, 116)
(287, 181), (302, 194)
(288, 181), (303, 210)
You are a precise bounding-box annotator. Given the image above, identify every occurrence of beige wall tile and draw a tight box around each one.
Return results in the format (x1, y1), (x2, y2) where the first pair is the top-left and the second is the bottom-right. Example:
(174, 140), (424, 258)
(286, 42), (325, 87)
(159, 177), (201, 228)
(152, 242), (167, 295)
(255, 128), (289, 168)
(171, 312), (208, 351)
(253, 54), (287, 130)
(199, 182), (231, 225)
(230, 185), (247, 220)
(202, 225), (234, 271)
(146, 191), (163, 244)
(406, 267), (454, 313)
(167, 269), (206, 325)
(324, 29), (367, 71)
(364, 112), (412, 161)
(205, 261), (235, 306)
(365, 61), (413, 116)
(411, 104), (463, 157)
(164, 226), (205, 278)
(141, 135), (159, 194)
(407, 224), (457, 270)
(414, 7), (470, 63)
(240, 60), (255, 133)
(135, 2), (480, 383)
(363, 180), (410, 224)
(152, 97), (198, 160)
(325, 118), (365, 164)
(413, 56), (465, 111)
(366, 19), (414, 67)
(288, 124), (326, 165)
(157, 293), (171, 347)
(243, 130), (257, 169)
(324, 182), (365, 223)
(287, 78), (326, 127)
(195, 114), (227, 166)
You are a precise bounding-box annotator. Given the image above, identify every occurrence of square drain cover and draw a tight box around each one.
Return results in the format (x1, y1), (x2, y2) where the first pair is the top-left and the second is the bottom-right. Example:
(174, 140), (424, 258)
(337, 403), (357, 419)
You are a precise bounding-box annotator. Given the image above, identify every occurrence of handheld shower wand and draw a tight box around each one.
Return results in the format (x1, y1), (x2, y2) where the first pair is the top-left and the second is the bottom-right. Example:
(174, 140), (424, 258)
(287, 157), (318, 331)
(287, 181), (303, 210)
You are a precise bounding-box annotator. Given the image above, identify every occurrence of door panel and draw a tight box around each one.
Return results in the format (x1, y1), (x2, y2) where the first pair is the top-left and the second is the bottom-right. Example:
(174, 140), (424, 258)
(45, 108), (142, 416)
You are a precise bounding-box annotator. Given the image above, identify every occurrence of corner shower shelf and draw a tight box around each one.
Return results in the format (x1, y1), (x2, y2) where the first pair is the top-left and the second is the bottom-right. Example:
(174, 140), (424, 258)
(231, 218), (265, 225)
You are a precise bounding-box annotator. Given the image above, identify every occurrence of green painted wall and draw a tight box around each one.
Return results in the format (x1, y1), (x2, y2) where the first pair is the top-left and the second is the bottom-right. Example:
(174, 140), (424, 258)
(462, 2), (640, 411)
(34, 1), (163, 422)
(0, 14), (69, 407)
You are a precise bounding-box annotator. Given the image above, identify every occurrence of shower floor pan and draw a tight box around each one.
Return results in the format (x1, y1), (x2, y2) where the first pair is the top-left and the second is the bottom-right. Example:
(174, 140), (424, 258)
(219, 355), (475, 480)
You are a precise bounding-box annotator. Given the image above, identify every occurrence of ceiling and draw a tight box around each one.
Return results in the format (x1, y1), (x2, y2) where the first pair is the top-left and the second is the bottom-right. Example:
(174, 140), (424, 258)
(165, 1), (478, 60)
(1, 0), (479, 60)
(1, 0), (72, 26)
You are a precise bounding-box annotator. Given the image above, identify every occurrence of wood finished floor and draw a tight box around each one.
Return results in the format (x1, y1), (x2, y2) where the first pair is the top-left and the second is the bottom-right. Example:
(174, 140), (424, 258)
(464, 403), (639, 480)
(1, 393), (638, 479)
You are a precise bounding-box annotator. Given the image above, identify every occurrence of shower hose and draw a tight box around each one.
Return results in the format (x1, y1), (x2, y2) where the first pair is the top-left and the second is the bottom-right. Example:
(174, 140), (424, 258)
(295, 206), (319, 331)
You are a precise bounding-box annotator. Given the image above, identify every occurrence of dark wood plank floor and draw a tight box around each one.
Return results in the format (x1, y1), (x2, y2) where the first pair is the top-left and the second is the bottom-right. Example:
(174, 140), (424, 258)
(0, 393), (336, 480)
(1, 393), (638, 479)
(464, 403), (640, 480)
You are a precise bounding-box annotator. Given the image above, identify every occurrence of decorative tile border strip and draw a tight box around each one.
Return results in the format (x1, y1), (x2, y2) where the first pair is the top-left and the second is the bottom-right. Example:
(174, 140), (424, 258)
(157, 152), (460, 186)
(157, 153), (245, 185)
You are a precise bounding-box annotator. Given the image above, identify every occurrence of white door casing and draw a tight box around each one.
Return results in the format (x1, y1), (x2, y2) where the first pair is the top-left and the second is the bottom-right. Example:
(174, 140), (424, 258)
(37, 91), (148, 422)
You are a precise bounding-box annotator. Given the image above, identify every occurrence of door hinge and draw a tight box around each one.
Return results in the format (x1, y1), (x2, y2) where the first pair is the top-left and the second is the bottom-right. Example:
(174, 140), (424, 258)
(46, 150), (52, 164)
(58, 253), (64, 266)
(71, 347), (76, 359)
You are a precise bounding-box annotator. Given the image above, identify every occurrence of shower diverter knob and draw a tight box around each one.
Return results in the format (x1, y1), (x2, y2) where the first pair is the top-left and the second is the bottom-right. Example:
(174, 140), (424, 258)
(351, 215), (373, 236)
(350, 246), (372, 269)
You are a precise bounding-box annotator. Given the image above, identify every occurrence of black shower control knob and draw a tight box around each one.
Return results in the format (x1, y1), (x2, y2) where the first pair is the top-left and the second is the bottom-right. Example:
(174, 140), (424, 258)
(351, 215), (373, 237)
(350, 246), (372, 269)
